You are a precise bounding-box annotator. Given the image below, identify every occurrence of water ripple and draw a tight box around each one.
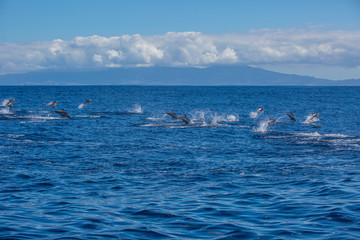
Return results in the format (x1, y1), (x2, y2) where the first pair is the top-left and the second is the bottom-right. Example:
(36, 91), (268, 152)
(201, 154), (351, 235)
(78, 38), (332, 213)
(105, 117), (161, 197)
(1, 86), (360, 239)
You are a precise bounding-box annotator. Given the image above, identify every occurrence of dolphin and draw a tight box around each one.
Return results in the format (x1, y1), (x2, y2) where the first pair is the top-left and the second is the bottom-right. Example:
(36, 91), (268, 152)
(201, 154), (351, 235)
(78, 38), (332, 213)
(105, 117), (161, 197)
(84, 99), (93, 105)
(49, 101), (58, 107)
(54, 109), (70, 119)
(166, 110), (178, 119)
(256, 107), (264, 113)
(178, 114), (191, 124)
(310, 113), (319, 120)
(6, 99), (16, 107)
(286, 112), (296, 121)
(268, 118), (276, 126)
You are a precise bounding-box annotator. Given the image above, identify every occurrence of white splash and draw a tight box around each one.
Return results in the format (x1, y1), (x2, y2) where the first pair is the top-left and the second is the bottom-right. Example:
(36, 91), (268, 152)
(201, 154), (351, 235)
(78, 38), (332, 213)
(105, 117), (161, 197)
(226, 114), (238, 122)
(127, 104), (143, 114)
(253, 120), (269, 133)
(296, 132), (352, 138)
(323, 133), (353, 138)
(0, 107), (11, 114)
(205, 115), (222, 126)
(250, 111), (262, 119)
(73, 115), (101, 118)
(47, 101), (58, 107)
(29, 115), (63, 120)
(304, 113), (319, 124)
(190, 109), (209, 121)
(297, 132), (322, 137)
(77, 103), (84, 109)
(146, 117), (164, 122)
(1, 99), (12, 107)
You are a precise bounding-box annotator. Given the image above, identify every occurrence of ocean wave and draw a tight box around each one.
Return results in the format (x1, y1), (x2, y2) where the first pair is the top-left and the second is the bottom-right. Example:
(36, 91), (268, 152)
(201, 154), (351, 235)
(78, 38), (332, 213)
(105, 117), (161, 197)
(0, 108), (11, 114)
(295, 132), (355, 138)
(73, 115), (101, 118)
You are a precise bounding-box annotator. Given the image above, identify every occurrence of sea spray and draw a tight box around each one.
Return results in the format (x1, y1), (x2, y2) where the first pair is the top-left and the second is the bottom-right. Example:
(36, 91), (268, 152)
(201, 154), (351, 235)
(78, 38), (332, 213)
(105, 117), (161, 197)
(1, 99), (13, 107)
(0, 107), (11, 114)
(127, 104), (143, 114)
(190, 109), (210, 121)
(206, 114), (222, 125)
(304, 113), (319, 124)
(250, 111), (264, 119)
(250, 111), (257, 119)
(253, 120), (269, 133)
(226, 114), (238, 122)
(189, 109), (238, 124)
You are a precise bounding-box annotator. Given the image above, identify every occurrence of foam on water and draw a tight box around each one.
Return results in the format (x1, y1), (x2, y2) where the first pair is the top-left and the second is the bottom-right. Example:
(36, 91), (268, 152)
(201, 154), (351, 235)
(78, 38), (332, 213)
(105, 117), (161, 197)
(27, 110), (50, 113)
(78, 103), (85, 109)
(73, 115), (101, 118)
(295, 132), (354, 138)
(250, 110), (264, 119)
(145, 117), (165, 122)
(323, 133), (353, 138)
(28, 114), (64, 121)
(303, 113), (319, 124)
(144, 109), (239, 128)
(127, 104), (143, 114)
(253, 120), (270, 132)
(190, 109), (209, 121)
(296, 132), (322, 137)
(189, 110), (238, 125)
(226, 114), (238, 122)
(249, 111), (259, 119)
(204, 114), (223, 126)
(138, 123), (192, 128)
(0, 107), (11, 114)
(46, 101), (57, 107)
(1, 99), (12, 107)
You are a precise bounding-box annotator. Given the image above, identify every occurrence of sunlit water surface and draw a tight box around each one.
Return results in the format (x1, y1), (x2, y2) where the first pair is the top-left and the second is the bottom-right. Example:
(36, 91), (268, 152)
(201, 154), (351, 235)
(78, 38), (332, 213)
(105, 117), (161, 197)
(1, 86), (360, 239)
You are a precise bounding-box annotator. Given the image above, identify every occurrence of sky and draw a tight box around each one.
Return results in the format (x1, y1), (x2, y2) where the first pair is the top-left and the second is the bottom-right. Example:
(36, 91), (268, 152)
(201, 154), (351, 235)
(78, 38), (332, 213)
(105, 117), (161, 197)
(0, 0), (360, 80)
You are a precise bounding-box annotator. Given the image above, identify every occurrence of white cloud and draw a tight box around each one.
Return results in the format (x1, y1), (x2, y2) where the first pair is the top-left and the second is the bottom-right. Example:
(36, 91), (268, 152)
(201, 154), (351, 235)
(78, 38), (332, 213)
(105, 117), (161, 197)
(106, 50), (123, 60)
(0, 29), (359, 77)
(219, 48), (238, 63)
(92, 54), (103, 64)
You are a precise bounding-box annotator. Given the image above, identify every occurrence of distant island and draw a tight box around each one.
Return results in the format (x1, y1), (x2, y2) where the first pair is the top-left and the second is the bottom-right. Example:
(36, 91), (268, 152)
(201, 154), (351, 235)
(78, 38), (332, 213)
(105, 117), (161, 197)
(0, 65), (359, 86)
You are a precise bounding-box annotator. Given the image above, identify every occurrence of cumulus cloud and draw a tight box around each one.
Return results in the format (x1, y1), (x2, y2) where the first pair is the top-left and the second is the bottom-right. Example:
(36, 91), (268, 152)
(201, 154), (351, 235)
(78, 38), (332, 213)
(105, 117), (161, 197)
(0, 29), (359, 75)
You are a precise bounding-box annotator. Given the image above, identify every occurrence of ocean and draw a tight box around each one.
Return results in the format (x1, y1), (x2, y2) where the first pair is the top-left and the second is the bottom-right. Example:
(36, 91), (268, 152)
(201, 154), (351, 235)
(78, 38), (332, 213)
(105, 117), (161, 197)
(1, 86), (360, 239)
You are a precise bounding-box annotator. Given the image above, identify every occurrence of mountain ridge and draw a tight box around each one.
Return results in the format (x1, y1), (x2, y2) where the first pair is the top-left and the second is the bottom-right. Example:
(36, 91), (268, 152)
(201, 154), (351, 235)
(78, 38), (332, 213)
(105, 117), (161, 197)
(0, 65), (359, 86)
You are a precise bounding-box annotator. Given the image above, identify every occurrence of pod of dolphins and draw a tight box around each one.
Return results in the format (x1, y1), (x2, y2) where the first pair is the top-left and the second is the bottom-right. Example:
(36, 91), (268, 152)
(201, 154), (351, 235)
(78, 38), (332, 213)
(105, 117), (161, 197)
(253, 107), (318, 126)
(167, 107), (319, 125)
(2, 99), (319, 125)
(3, 99), (93, 119)
(166, 110), (191, 124)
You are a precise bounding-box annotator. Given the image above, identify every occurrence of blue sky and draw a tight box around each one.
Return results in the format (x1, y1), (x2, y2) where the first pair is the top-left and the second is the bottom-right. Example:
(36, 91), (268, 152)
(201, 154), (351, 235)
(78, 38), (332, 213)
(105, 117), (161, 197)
(0, 0), (359, 80)
(1, 0), (359, 42)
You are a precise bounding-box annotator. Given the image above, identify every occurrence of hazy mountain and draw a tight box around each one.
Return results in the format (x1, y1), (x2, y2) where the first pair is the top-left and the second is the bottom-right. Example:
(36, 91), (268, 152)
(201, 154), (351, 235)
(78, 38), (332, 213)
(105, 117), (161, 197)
(0, 65), (359, 86)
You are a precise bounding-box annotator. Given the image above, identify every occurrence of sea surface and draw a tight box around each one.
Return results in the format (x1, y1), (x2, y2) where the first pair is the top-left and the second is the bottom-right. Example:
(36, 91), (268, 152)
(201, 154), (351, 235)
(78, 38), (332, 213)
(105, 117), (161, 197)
(1, 86), (360, 239)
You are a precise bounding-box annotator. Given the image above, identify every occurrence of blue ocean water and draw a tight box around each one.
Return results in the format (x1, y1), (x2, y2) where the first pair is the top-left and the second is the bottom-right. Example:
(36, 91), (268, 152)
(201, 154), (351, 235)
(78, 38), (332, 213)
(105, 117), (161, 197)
(1, 86), (360, 239)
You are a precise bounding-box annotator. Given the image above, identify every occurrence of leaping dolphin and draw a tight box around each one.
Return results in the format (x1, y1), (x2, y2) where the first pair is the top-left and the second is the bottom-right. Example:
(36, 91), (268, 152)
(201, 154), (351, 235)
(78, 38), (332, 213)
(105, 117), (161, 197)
(268, 118), (276, 126)
(55, 109), (70, 119)
(256, 107), (264, 113)
(84, 99), (93, 105)
(49, 101), (58, 107)
(286, 112), (296, 121)
(310, 113), (319, 120)
(178, 114), (191, 124)
(6, 99), (16, 107)
(166, 110), (178, 119)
